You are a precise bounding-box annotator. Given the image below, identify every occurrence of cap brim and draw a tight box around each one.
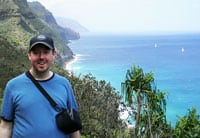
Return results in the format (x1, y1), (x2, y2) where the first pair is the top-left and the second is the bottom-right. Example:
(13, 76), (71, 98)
(29, 42), (53, 51)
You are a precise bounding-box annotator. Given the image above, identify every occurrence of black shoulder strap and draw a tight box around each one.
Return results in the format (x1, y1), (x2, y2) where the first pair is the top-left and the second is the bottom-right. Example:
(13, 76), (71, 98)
(26, 71), (60, 111)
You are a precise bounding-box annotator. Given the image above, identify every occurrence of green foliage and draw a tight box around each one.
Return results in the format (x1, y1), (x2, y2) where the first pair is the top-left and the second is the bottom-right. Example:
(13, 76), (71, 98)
(0, 36), (30, 95)
(121, 65), (173, 137)
(68, 73), (131, 137)
(0, 17), (32, 46)
(175, 108), (200, 138)
(0, 0), (78, 66)
(0, 0), (18, 10)
(0, 88), (2, 108)
(121, 65), (200, 138)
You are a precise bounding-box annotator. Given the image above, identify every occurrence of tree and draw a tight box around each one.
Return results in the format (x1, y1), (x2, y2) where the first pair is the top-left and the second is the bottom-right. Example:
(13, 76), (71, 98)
(69, 73), (129, 137)
(121, 65), (172, 137)
(175, 108), (200, 138)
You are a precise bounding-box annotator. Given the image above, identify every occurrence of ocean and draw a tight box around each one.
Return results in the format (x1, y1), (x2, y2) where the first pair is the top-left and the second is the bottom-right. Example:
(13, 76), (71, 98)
(67, 32), (200, 126)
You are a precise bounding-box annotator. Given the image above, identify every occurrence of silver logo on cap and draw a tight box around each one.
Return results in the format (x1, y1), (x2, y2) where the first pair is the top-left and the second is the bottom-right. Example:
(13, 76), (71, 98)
(37, 35), (46, 40)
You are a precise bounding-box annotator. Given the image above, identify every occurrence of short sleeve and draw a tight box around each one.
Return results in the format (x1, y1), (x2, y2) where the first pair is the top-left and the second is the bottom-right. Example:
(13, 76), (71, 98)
(65, 79), (78, 111)
(1, 84), (14, 121)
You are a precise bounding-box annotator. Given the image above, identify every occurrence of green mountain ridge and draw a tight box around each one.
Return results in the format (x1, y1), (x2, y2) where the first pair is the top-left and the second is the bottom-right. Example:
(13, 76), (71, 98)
(0, 0), (79, 65)
(28, 2), (80, 41)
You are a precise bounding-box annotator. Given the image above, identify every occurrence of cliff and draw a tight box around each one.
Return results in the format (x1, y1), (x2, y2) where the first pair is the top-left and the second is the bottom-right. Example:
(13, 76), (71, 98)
(0, 0), (79, 65)
(55, 16), (89, 34)
(28, 2), (80, 40)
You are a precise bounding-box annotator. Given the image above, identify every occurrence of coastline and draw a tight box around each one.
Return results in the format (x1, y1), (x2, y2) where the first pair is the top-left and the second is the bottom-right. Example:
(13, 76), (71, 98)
(65, 54), (135, 128)
(65, 54), (80, 72)
(63, 33), (200, 126)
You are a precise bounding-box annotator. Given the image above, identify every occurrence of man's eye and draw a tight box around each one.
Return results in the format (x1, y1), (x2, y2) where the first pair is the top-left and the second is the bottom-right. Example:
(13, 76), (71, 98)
(32, 51), (39, 55)
(43, 50), (50, 54)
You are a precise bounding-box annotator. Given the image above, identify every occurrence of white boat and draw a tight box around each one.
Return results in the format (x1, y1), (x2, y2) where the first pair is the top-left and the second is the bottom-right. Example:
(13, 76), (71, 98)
(154, 43), (157, 48)
(181, 48), (185, 52)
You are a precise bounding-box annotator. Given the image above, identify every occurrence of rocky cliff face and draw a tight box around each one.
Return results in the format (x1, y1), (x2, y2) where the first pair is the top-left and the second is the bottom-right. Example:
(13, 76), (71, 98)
(55, 16), (89, 34)
(0, 0), (79, 66)
(28, 2), (80, 41)
(14, 0), (28, 7)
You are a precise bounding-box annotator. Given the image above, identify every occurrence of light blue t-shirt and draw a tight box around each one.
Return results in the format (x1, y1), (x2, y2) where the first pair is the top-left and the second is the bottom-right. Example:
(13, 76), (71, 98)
(1, 73), (78, 138)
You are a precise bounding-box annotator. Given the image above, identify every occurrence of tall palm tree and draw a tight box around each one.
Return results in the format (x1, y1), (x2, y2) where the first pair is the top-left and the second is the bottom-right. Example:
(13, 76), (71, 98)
(121, 65), (168, 137)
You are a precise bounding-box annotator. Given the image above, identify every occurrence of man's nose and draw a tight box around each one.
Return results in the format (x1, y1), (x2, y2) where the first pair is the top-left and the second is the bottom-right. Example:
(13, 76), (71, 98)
(39, 52), (45, 58)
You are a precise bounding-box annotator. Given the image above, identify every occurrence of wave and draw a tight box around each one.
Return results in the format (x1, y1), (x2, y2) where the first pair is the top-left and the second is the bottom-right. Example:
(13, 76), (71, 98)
(65, 54), (90, 71)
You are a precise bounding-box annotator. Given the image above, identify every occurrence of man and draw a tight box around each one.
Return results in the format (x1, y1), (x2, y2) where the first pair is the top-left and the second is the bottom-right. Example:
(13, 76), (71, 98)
(0, 34), (80, 138)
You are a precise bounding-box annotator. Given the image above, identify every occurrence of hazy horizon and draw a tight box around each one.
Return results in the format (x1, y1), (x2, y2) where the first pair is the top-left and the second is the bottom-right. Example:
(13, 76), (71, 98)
(28, 0), (200, 34)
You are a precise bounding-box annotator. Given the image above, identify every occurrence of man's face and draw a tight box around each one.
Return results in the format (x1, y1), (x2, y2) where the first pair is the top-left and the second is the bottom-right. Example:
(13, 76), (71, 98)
(28, 45), (56, 74)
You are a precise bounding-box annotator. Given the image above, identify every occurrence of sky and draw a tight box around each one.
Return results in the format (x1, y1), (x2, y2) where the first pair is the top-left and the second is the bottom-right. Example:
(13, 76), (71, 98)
(27, 0), (200, 34)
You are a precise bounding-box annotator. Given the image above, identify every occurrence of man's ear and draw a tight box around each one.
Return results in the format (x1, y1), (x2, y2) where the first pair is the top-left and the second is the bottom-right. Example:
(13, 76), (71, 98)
(27, 52), (31, 60)
(52, 50), (57, 59)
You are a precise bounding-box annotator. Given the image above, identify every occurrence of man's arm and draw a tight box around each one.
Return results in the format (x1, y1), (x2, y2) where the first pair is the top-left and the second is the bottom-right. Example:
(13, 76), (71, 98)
(0, 119), (13, 138)
(69, 130), (80, 138)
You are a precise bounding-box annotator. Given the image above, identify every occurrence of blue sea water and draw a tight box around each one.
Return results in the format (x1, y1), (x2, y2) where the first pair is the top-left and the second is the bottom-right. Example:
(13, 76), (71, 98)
(68, 32), (200, 126)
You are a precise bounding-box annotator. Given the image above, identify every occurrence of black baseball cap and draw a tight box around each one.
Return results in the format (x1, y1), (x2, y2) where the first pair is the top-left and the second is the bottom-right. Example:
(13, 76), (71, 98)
(29, 34), (55, 51)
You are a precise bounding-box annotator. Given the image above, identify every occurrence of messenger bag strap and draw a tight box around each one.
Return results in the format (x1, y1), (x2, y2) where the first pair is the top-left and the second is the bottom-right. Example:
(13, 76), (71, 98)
(26, 71), (60, 111)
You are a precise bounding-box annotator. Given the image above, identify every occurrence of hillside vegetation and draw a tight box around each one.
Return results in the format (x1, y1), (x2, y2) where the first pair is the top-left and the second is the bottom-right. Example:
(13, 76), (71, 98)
(0, 1), (130, 137)
(0, 0), (80, 65)
(1, 0), (200, 138)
